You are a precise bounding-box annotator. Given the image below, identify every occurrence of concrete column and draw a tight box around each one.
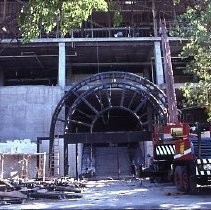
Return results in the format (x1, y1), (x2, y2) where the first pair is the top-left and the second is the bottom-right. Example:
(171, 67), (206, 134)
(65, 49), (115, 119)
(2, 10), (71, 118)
(68, 144), (76, 177)
(154, 41), (164, 85)
(58, 42), (66, 88)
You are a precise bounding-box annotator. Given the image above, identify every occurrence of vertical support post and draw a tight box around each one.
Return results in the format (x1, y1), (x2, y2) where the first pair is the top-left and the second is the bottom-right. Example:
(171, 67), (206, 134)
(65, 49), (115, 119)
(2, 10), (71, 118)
(58, 42), (66, 89)
(64, 138), (69, 176)
(37, 139), (40, 173)
(76, 143), (78, 180)
(154, 42), (164, 85)
(43, 152), (46, 182)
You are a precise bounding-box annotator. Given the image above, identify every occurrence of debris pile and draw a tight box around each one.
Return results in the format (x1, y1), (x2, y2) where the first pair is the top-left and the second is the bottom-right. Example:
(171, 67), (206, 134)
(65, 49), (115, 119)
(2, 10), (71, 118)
(0, 177), (85, 206)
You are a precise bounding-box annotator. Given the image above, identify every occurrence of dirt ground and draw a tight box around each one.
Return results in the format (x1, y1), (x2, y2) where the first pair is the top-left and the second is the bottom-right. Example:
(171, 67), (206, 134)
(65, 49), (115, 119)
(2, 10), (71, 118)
(2, 178), (211, 209)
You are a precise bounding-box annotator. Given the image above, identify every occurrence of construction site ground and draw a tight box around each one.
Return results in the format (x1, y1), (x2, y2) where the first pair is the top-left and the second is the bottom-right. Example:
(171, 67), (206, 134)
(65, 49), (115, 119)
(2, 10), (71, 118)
(2, 178), (211, 210)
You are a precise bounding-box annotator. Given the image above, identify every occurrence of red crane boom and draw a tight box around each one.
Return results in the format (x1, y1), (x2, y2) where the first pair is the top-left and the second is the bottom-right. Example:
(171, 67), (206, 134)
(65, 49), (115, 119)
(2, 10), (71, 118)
(160, 20), (179, 124)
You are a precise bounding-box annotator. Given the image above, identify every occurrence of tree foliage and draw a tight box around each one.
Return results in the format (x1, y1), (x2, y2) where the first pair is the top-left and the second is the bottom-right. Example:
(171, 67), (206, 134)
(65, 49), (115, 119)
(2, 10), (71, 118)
(173, 0), (211, 121)
(107, 1), (123, 27)
(19, 0), (108, 42)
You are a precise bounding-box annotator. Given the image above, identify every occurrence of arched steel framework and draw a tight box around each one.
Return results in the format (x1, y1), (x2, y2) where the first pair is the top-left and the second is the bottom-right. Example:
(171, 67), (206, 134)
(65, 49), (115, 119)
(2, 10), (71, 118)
(49, 71), (168, 176)
(50, 71), (168, 140)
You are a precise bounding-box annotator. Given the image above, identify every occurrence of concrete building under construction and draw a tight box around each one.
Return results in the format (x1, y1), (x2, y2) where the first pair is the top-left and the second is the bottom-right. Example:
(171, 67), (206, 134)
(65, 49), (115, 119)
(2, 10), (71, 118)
(0, 0), (208, 179)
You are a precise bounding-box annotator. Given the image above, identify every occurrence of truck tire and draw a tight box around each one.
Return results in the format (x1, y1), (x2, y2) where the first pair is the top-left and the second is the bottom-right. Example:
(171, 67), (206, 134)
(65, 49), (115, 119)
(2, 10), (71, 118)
(174, 166), (183, 191)
(181, 168), (189, 193)
(189, 163), (197, 194)
(182, 166), (197, 194)
(189, 176), (197, 194)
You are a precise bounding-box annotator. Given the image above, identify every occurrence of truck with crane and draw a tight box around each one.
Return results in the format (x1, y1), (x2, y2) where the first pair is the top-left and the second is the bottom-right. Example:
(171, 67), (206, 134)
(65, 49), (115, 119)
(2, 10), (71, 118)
(151, 20), (211, 193)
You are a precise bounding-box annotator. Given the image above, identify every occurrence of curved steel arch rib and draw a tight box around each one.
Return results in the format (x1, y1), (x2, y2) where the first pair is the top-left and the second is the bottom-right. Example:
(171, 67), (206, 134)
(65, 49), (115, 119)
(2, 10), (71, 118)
(50, 71), (168, 142)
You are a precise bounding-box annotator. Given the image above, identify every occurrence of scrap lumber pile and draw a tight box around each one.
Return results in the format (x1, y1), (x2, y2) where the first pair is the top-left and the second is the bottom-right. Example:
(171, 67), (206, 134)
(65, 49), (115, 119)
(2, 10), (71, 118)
(0, 177), (85, 205)
(0, 179), (27, 205)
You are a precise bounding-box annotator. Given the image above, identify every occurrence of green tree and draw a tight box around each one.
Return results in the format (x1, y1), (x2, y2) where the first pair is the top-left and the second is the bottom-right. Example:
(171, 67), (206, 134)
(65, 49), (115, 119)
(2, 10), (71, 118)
(19, 0), (108, 42)
(174, 1), (211, 122)
(107, 1), (123, 27)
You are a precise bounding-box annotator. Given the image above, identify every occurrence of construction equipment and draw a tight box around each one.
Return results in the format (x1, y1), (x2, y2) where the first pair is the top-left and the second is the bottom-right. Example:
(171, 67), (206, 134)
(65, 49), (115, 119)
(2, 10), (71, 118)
(174, 122), (211, 193)
(152, 20), (211, 193)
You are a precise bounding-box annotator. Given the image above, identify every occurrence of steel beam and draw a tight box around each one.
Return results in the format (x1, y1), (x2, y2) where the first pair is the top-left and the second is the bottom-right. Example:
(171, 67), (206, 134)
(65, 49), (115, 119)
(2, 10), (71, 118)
(1, 37), (187, 44)
(64, 131), (152, 144)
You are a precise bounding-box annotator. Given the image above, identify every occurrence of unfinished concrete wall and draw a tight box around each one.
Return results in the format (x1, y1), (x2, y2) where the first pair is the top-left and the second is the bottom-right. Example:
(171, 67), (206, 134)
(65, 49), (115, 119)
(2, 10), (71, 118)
(0, 86), (63, 141)
(68, 144), (83, 177)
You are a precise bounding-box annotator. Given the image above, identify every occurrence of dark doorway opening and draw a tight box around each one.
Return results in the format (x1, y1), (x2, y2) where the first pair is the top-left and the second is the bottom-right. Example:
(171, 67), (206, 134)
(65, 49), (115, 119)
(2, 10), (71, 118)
(92, 108), (142, 132)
